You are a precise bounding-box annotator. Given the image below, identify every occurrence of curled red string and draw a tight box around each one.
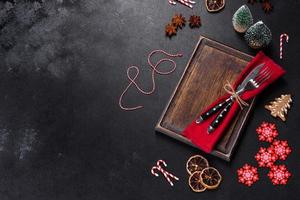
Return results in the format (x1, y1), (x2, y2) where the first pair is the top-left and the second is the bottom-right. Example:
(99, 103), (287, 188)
(119, 49), (183, 111)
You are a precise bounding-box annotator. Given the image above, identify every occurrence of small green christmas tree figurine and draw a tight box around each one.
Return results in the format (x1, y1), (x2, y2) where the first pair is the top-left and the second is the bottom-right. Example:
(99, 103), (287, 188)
(232, 5), (253, 33)
(245, 21), (272, 49)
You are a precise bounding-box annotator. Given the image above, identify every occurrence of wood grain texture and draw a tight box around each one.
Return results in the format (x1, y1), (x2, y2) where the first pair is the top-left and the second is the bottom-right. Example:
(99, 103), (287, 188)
(155, 36), (255, 161)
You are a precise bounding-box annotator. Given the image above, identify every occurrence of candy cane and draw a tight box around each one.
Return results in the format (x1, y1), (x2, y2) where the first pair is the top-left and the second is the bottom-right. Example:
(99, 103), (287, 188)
(178, 0), (195, 8)
(151, 160), (179, 186)
(280, 33), (289, 59)
(183, 0), (196, 4)
(167, 0), (195, 8)
(168, 0), (176, 5)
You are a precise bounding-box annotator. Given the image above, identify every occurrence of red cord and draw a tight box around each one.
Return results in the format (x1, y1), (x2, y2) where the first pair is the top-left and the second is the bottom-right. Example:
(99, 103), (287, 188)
(119, 50), (183, 111)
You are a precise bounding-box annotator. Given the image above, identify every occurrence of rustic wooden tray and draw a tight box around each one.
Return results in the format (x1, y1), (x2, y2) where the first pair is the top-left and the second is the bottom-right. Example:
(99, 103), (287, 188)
(155, 36), (255, 161)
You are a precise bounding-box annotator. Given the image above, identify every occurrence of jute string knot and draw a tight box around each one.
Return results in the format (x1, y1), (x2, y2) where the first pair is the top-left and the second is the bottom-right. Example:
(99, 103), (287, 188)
(223, 81), (249, 109)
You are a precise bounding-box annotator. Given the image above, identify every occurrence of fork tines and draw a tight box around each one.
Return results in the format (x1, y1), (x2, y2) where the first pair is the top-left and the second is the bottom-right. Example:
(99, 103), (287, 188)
(255, 66), (273, 86)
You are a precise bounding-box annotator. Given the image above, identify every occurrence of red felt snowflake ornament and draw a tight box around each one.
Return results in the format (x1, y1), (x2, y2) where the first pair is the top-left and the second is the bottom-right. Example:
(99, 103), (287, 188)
(255, 147), (277, 168)
(237, 164), (259, 186)
(271, 140), (292, 160)
(268, 165), (291, 185)
(256, 122), (278, 142)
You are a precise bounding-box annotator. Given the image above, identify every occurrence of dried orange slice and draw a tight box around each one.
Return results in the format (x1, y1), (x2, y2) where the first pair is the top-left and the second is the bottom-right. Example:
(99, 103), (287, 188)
(188, 171), (207, 192)
(200, 167), (222, 189)
(205, 0), (225, 13)
(186, 155), (209, 175)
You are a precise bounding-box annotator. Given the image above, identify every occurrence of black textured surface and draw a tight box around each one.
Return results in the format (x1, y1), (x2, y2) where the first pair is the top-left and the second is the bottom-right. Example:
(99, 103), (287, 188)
(0, 0), (299, 200)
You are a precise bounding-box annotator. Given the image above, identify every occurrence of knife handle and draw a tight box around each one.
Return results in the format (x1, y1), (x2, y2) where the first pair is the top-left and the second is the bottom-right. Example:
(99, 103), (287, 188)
(208, 101), (233, 134)
(195, 98), (231, 124)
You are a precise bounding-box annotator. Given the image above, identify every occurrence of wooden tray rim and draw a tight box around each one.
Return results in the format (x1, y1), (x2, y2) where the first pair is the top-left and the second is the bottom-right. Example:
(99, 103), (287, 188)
(155, 35), (255, 161)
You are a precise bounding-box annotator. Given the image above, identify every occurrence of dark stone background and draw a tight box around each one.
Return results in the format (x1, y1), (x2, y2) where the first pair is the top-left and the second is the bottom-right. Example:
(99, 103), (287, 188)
(0, 0), (299, 199)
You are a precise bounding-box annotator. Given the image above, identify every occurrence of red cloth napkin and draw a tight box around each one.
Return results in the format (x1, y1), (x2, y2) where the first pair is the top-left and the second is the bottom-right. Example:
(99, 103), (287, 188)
(182, 51), (286, 153)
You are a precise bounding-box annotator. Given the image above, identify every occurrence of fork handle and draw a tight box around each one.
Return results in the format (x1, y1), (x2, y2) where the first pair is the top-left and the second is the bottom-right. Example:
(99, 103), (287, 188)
(208, 102), (233, 134)
(195, 97), (232, 124)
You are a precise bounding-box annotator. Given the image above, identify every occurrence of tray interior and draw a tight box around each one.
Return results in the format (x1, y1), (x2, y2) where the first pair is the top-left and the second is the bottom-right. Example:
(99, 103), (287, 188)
(155, 36), (254, 161)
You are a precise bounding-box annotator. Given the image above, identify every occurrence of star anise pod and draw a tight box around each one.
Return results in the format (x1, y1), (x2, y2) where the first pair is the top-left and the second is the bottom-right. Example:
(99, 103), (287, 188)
(262, 1), (273, 13)
(189, 15), (201, 28)
(172, 14), (186, 29)
(165, 23), (177, 37)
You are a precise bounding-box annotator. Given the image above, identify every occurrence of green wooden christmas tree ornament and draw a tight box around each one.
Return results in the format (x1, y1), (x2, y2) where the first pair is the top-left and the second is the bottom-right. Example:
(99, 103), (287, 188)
(232, 5), (253, 33)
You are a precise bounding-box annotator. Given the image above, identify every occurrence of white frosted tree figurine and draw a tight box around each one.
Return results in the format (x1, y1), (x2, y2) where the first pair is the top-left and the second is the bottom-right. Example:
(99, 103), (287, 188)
(244, 21), (272, 49)
(265, 94), (292, 121)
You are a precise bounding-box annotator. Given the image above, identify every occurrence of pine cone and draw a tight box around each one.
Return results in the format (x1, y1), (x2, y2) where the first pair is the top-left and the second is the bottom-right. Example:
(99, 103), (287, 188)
(248, 0), (257, 4)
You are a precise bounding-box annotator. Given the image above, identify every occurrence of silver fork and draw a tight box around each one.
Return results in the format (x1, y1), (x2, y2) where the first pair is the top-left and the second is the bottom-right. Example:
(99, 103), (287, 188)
(237, 67), (273, 95)
(207, 67), (273, 134)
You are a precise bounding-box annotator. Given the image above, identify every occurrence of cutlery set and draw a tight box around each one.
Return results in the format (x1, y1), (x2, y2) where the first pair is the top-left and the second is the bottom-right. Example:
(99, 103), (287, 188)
(195, 63), (273, 134)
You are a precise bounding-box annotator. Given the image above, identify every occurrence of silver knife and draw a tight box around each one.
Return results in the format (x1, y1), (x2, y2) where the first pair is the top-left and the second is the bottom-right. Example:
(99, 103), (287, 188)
(195, 63), (265, 124)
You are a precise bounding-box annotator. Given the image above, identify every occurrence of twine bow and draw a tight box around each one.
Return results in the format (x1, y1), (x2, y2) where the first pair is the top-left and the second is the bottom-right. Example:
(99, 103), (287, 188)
(224, 81), (249, 109)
